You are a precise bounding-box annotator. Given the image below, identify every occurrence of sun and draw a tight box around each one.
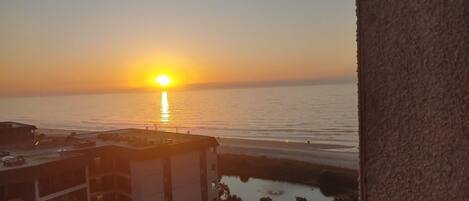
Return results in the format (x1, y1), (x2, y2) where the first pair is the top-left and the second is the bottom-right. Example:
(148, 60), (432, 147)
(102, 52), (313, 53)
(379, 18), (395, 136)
(155, 75), (171, 87)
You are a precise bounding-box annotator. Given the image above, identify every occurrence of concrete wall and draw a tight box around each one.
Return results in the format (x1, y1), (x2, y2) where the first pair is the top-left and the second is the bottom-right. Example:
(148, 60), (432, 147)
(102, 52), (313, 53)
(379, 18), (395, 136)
(357, 0), (469, 200)
(171, 151), (202, 201)
(129, 148), (218, 201)
(130, 160), (165, 201)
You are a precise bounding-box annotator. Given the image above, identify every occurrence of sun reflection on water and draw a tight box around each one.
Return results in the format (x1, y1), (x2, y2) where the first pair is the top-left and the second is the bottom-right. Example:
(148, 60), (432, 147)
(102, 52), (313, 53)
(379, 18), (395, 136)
(161, 91), (170, 123)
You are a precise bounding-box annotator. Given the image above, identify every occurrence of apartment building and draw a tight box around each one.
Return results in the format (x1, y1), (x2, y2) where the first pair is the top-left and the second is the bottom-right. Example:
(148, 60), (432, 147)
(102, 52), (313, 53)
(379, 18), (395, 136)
(0, 122), (219, 201)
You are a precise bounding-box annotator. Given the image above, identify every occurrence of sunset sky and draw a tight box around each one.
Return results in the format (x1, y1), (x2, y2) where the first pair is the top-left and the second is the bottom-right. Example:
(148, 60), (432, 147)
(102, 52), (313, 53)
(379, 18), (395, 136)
(0, 1), (356, 96)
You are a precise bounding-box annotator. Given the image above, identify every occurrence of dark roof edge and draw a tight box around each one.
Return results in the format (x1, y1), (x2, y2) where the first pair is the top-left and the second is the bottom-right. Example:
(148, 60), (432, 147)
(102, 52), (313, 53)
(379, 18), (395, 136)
(0, 122), (37, 129)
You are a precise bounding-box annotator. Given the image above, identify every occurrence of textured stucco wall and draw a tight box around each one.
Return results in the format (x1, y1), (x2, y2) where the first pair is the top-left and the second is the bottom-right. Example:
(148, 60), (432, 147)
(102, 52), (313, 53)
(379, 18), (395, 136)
(357, 1), (469, 201)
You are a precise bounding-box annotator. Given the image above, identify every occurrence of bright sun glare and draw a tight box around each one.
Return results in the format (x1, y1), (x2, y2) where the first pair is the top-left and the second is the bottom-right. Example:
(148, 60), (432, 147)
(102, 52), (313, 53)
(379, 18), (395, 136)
(155, 75), (171, 87)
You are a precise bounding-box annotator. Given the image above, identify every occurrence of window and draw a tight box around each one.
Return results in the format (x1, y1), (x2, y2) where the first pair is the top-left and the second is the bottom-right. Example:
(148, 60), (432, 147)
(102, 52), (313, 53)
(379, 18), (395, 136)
(38, 168), (86, 197)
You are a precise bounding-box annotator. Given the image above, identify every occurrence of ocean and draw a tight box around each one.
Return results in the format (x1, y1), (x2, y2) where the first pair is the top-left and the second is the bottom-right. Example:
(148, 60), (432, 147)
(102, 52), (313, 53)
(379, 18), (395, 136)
(0, 84), (358, 147)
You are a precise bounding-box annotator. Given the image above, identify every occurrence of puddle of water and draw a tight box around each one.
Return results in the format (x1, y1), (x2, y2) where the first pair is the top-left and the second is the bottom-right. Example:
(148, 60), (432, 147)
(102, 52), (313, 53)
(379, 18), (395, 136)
(221, 176), (334, 201)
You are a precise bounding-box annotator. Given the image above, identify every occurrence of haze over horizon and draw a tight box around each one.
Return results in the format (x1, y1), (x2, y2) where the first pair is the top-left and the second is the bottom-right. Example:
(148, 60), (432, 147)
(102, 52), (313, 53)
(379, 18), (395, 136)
(0, 0), (356, 97)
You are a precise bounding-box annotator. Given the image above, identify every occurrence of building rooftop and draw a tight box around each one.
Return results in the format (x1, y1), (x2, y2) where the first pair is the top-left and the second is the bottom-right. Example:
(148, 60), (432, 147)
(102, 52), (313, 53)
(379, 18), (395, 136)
(0, 141), (86, 183)
(0, 128), (218, 175)
(0, 122), (37, 129)
(0, 149), (82, 171)
(74, 128), (217, 150)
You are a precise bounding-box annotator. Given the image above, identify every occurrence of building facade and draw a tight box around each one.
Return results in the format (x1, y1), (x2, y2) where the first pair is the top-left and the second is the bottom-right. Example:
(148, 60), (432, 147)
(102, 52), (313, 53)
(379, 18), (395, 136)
(357, 1), (469, 200)
(0, 122), (37, 146)
(0, 125), (219, 201)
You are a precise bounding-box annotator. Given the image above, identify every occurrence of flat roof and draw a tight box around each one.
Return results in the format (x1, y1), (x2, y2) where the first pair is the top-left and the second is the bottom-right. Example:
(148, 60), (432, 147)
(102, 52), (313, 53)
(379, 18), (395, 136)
(0, 129), (218, 177)
(0, 137), (87, 183)
(0, 121), (37, 129)
(0, 149), (82, 172)
(74, 128), (217, 150)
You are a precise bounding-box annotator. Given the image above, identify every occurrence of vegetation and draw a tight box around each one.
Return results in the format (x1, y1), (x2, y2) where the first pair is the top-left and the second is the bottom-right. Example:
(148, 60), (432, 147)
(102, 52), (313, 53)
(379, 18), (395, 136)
(318, 171), (356, 196)
(219, 154), (357, 188)
(333, 192), (359, 201)
(218, 182), (243, 201)
(239, 175), (250, 183)
(226, 195), (242, 201)
(296, 197), (308, 201)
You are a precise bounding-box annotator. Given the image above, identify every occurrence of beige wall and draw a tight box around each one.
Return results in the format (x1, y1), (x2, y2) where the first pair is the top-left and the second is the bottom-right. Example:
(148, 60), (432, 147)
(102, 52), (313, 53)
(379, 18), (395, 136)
(129, 148), (218, 201)
(171, 152), (202, 201)
(357, 1), (469, 200)
(130, 160), (165, 201)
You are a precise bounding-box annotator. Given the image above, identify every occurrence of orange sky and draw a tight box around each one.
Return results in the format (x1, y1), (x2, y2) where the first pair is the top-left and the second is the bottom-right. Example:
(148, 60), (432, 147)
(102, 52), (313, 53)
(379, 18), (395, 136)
(0, 1), (356, 97)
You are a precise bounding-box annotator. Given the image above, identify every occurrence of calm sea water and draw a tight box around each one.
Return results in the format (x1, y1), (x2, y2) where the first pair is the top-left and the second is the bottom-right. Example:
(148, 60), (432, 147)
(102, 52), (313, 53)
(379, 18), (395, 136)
(221, 176), (333, 201)
(0, 84), (358, 147)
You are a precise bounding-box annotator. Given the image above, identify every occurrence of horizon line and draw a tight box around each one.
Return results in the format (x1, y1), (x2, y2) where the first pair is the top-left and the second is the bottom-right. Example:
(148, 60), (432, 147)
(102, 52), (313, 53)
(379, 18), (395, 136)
(0, 77), (356, 98)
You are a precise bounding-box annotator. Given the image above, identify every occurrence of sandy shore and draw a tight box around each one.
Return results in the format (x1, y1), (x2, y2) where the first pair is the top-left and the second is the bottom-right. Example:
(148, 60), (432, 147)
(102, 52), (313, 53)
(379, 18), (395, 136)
(218, 138), (358, 170)
(36, 128), (358, 170)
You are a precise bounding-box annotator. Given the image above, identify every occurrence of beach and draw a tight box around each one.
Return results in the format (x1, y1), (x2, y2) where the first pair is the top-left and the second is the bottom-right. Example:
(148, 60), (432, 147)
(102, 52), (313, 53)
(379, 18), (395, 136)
(30, 128), (360, 200)
(218, 138), (358, 170)
(37, 128), (358, 171)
